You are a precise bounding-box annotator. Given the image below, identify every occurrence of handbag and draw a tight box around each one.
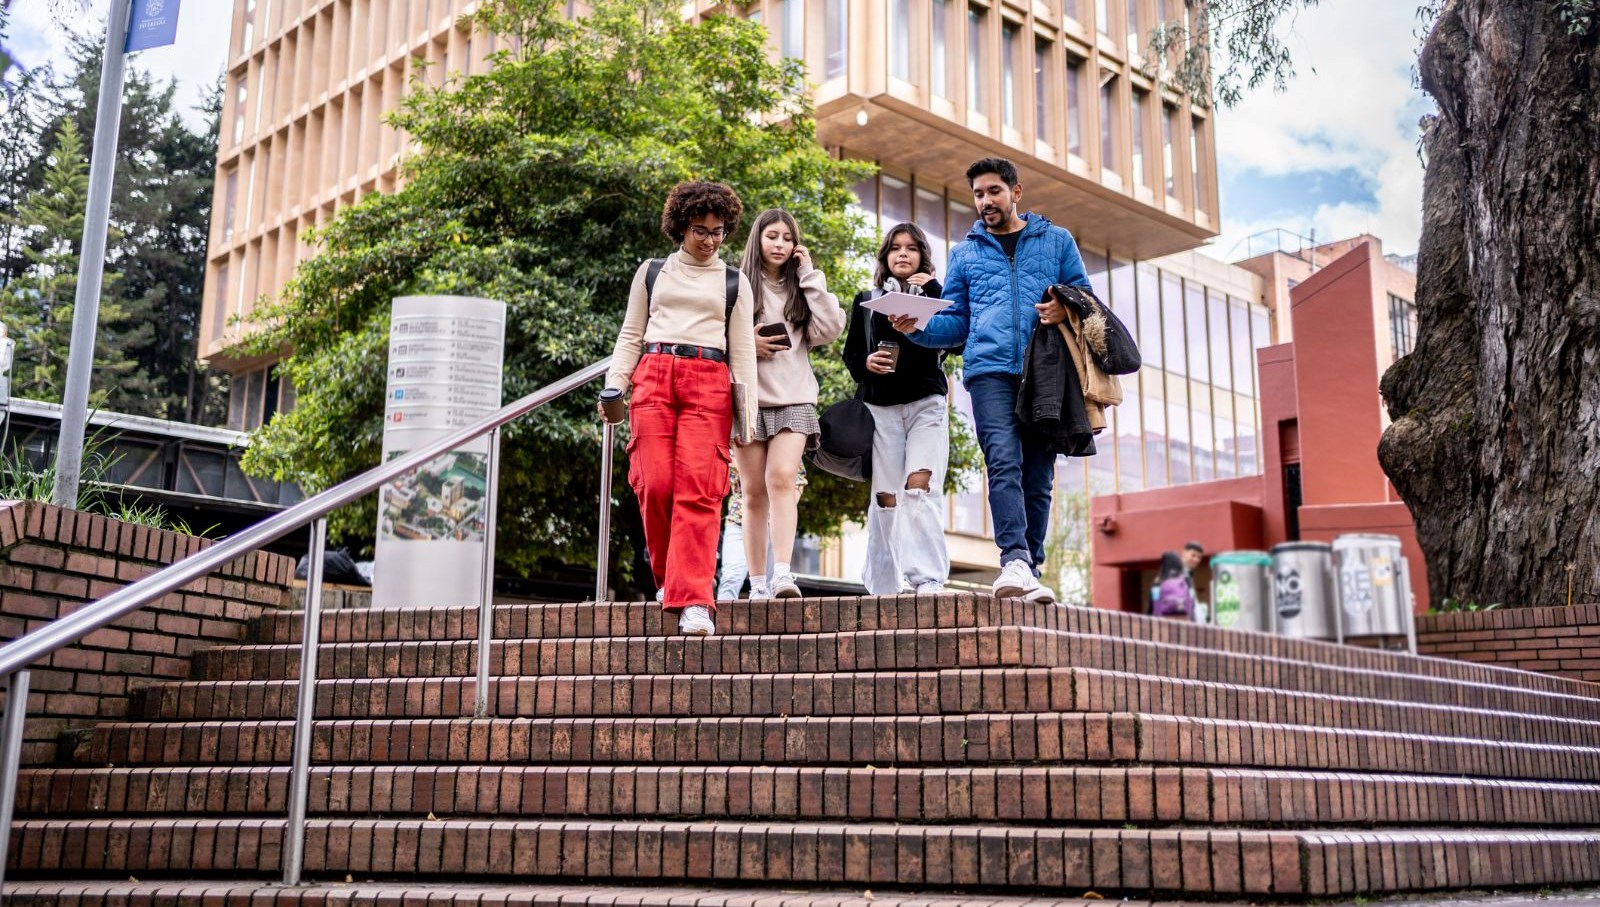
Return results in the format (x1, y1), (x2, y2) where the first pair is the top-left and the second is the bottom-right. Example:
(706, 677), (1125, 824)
(811, 307), (877, 482)
(1048, 284), (1141, 376)
(813, 386), (874, 482)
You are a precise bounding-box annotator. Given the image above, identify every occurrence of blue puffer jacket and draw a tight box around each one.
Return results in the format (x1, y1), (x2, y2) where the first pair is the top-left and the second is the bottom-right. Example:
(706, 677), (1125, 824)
(909, 212), (1091, 382)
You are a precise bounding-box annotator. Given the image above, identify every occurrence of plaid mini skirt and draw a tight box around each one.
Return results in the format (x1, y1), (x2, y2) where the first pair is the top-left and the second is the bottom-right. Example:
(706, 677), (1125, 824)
(755, 403), (820, 450)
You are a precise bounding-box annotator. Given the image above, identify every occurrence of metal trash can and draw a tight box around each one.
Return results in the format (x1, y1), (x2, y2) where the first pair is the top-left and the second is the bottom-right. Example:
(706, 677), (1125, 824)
(1210, 551), (1272, 632)
(1270, 541), (1339, 640)
(1333, 533), (1415, 650)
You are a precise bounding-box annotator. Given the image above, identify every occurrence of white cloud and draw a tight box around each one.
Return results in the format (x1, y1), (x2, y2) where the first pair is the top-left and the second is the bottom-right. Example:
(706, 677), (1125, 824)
(7, 0), (232, 128)
(1207, 0), (1433, 258)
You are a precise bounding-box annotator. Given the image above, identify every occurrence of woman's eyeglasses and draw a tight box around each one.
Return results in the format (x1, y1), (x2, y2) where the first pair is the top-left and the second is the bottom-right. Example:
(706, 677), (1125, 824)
(687, 226), (728, 241)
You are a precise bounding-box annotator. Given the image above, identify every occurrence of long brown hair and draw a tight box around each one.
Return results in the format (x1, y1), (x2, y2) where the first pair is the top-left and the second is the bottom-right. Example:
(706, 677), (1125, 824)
(740, 208), (813, 345)
(873, 222), (936, 289)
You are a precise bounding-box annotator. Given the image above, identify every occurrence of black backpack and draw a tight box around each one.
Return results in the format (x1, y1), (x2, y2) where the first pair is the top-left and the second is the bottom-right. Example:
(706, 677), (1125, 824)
(811, 387), (874, 482)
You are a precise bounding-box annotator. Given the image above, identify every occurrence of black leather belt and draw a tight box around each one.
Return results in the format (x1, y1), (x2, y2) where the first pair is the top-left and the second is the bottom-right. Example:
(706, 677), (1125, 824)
(645, 342), (726, 363)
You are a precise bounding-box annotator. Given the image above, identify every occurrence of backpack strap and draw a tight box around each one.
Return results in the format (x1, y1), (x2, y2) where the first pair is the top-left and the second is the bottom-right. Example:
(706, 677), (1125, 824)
(724, 266), (740, 352)
(645, 257), (740, 354)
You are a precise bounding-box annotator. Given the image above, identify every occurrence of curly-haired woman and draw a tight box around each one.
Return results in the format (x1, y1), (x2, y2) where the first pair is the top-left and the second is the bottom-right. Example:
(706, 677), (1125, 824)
(604, 180), (758, 636)
(733, 209), (845, 599)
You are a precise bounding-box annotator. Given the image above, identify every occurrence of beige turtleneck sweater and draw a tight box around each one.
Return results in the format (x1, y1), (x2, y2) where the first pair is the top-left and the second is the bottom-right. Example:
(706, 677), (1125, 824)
(751, 262), (845, 407)
(606, 250), (759, 441)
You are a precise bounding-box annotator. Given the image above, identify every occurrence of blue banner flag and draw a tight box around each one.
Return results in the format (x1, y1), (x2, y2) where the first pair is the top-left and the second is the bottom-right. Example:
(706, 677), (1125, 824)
(125, 0), (182, 53)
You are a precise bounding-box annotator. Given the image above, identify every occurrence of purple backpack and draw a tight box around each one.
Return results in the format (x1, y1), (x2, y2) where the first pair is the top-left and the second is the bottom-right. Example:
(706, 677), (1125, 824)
(1151, 576), (1194, 617)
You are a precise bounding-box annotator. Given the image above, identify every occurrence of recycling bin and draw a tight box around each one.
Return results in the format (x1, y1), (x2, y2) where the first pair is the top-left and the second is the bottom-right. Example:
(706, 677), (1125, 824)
(1209, 551), (1272, 632)
(1333, 533), (1415, 650)
(1270, 541), (1340, 640)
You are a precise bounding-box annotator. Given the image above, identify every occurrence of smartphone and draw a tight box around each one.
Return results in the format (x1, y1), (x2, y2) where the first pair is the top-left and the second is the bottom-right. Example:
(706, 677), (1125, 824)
(757, 322), (793, 349)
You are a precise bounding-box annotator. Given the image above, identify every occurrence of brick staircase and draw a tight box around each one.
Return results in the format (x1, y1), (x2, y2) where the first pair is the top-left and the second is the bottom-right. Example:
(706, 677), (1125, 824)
(7, 593), (1600, 905)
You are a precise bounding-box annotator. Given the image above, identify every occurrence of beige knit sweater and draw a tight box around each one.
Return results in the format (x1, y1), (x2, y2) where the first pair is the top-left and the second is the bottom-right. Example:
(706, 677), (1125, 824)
(751, 262), (845, 408)
(605, 251), (759, 441)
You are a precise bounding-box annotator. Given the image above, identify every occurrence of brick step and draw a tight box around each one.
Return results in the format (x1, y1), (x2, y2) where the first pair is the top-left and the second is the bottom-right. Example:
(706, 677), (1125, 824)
(17, 764), (1600, 827)
(73, 712), (1600, 781)
(138, 666), (1600, 750)
(251, 597), (1600, 703)
(9, 817), (1600, 896)
(189, 631), (1600, 724)
(0, 879), (1218, 907)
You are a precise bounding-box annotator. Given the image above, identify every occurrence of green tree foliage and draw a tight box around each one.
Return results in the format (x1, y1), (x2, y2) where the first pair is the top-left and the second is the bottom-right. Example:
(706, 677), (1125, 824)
(240, 0), (902, 583)
(0, 119), (139, 405)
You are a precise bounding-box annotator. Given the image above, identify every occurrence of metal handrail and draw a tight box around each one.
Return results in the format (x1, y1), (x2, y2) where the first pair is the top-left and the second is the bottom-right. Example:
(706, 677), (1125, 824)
(0, 356), (615, 888)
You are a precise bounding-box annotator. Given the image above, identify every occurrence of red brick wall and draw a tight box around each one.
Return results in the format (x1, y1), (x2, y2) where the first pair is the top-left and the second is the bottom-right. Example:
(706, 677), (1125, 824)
(1417, 604), (1600, 683)
(0, 501), (294, 764)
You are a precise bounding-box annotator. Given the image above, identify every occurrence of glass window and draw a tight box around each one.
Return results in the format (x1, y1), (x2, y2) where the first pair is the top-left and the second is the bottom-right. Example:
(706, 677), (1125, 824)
(1388, 294), (1416, 362)
(1161, 103), (1177, 198)
(1127, 0), (1140, 52)
(1117, 394), (1144, 491)
(967, 5), (986, 114)
(932, 0), (950, 98)
(782, 0), (805, 60)
(1063, 0), (1079, 23)
(1130, 88), (1147, 188)
(882, 175), (913, 229)
(1190, 115), (1204, 211)
(1096, 0), (1110, 35)
(232, 75), (248, 145)
(1109, 257), (1136, 335)
(890, 0), (912, 80)
(1141, 371), (1168, 488)
(212, 264), (231, 340)
(1066, 56), (1084, 157)
(1082, 248), (1109, 303)
(1135, 263), (1161, 369)
(948, 199), (974, 250)
(1237, 398), (1260, 475)
(1166, 396), (1191, 484)
(1184, 281), (1208, 382)
(1230, 298), (1254, 394)
(1208, 291), (1232, 392)
(825, 0), (848, 78)
(1191, 386), (1215, 481)
(1034, 38), (1052, 142)
(1214, 391), (1237, 478)
(948, 385), (987, 533)
(1090, 409), (1118, 492)
(1100, 76), (1118, 176)
(916, 188), (949, 273)
(852, 173), (879, 230)
(1161, 272), (1185, 378)
(1002, 22), (1020, 129)
(222, 170), (239, 242)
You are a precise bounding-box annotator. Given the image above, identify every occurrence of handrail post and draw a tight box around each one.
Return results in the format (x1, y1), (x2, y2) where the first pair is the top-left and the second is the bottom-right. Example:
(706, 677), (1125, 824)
(595, 420), (615, 602)
(474, 427), (501, 719)
(282, 518), (327, 886)
(0, 669), (33, 893)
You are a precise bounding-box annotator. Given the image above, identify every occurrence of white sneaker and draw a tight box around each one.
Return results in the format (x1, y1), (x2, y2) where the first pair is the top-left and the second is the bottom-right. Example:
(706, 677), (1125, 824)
(915, 581), (946, 594)
(991, 560), (1039, 600)
(677, 605), (716, 636)
(1025, 583), (1057, 605)
(654, 588), (665, 603)
(748, 582), (771, 601)
(769, 571), (802, 598)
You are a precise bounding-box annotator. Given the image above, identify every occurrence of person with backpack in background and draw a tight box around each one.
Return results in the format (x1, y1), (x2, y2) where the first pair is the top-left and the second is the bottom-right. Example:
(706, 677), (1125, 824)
(603, 180), (757, 637)
(1151, 550), (1197, 619)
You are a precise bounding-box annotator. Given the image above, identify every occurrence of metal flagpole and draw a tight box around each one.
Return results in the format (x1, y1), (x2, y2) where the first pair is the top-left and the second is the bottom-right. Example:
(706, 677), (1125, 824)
(51, 0), (134, 508)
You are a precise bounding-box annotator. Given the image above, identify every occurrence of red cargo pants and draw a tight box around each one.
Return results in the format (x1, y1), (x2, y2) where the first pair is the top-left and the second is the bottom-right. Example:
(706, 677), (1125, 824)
(626, 352), (733, 611)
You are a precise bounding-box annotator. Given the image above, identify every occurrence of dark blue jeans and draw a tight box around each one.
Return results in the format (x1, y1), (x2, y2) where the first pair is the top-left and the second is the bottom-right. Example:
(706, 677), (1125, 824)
(966, 373), (1055, 570)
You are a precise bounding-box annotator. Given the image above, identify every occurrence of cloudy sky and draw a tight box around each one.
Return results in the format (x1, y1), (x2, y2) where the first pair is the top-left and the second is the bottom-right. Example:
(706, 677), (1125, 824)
(7, 0), (1432, 258)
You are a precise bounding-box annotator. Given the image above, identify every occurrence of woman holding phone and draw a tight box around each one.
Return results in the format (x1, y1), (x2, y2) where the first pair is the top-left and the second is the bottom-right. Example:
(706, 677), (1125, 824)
(735, 208), (845, 598)
(842, 222), (952, 595)
(603, 180), (758, 636)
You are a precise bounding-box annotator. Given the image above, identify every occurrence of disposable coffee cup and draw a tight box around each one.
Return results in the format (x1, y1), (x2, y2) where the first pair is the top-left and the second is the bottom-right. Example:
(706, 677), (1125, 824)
(599, 387), (625, 424)
(876, 341), (900, 373)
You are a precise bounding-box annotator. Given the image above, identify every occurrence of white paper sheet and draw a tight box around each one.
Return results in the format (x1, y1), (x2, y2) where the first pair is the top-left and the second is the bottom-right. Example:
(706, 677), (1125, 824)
(860, 291), (952, 331)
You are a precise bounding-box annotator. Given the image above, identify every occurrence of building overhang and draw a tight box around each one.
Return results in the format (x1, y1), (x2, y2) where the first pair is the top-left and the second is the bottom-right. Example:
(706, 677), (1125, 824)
(817, 93), (1217, 260)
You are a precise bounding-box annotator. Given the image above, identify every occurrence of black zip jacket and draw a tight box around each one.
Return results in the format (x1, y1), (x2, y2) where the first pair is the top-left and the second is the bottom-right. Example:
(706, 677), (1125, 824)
(842, 281), (951, 407)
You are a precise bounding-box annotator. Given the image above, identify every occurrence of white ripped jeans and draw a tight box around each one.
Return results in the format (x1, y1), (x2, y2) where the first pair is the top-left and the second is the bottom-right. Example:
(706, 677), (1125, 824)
(861, 396), (951, 594)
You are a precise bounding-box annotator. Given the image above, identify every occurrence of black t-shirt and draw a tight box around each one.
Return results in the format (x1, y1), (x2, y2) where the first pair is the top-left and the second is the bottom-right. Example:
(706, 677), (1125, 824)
(841, 282), (951, 407)
(994, 228), (1023, 260)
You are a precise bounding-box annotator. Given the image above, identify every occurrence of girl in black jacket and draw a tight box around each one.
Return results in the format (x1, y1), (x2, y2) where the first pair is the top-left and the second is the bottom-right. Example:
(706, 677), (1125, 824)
(841, 223), (954, 594)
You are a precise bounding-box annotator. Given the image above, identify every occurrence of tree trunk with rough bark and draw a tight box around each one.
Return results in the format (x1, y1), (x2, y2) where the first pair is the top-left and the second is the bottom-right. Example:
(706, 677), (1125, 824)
(1379, 0), (1600, 607)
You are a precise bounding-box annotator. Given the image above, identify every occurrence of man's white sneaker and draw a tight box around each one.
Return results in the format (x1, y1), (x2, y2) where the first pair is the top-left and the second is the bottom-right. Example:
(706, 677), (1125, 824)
(915, 581), (946, 594)
(677, 605), (716, 636)
(1025, 583), (1057, 605)
(769, 571), (802, 598)
(991, 559), (1039, 600)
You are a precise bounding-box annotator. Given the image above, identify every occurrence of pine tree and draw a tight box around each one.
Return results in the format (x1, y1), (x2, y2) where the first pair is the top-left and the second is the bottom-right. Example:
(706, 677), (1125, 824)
(0, 119), (138, 406)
